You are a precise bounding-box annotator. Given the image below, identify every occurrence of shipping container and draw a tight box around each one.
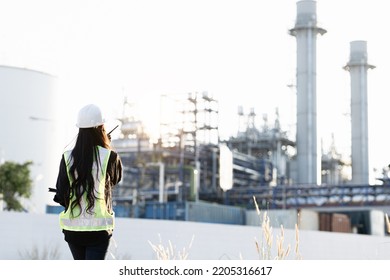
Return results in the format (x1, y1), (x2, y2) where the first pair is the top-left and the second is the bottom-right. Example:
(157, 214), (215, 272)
(319, 213), (332, 231)
(331, 213), (351, 233)
(143, 201), (245, 225)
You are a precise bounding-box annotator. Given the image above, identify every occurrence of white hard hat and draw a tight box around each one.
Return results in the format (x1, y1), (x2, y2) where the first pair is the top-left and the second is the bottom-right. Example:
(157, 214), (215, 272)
(76, 104), (105, 128)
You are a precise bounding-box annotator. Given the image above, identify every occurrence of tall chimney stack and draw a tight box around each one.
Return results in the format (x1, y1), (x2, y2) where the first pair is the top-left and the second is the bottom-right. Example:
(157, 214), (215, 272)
(289, 0), (326, 185)
(343, 40), (375, 185)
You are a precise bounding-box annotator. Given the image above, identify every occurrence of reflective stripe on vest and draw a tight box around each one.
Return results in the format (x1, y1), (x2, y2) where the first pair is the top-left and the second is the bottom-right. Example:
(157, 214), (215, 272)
(59, 146), (114, 231)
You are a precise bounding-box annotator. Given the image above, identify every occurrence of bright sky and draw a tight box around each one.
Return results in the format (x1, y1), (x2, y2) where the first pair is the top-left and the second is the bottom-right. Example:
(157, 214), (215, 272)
(1, 0), (389, 183)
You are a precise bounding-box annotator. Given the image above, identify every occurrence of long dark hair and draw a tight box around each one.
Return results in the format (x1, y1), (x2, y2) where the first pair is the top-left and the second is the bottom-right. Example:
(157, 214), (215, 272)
(67, 125), (111, 217)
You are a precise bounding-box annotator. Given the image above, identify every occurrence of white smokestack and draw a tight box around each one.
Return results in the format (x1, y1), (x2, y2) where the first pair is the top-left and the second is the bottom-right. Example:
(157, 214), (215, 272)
(343, 40), (375, 185)
(289, 0), (326, 185)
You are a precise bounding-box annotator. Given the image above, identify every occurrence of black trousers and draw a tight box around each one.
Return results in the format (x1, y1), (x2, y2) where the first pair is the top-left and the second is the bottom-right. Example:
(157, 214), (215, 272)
(63, 230), (112, 260)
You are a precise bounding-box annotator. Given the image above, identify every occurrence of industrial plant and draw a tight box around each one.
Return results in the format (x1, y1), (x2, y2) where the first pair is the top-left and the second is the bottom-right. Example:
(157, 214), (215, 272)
(100, 0), (390, 236)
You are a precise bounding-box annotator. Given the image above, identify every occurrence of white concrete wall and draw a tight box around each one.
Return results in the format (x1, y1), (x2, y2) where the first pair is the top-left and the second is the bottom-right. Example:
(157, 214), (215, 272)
(246, 209), (298, 228)
(1, 211), (390, 260)
(299, 209), (320, 231)
(246, 209), (320, 231)
(370, 210), (385, 236)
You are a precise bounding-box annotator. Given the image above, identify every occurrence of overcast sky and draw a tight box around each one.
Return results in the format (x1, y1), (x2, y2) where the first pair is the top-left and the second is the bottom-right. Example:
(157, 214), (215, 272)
(1, 0), (389, 182)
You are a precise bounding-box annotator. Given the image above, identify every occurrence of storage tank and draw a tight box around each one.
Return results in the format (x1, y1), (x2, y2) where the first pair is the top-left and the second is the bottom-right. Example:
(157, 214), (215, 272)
(0, 65), (59, 213)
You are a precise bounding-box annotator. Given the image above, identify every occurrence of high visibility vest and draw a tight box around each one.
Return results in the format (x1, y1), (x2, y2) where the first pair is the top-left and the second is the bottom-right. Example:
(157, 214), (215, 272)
(59, 146), (115, 231)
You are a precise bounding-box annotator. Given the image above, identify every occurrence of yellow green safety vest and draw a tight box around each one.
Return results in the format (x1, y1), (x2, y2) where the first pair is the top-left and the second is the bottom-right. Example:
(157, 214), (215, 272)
(59, 146), (114, 231)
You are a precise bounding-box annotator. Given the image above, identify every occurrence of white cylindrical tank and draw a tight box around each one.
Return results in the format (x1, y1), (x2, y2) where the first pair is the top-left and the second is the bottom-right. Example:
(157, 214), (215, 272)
(0, 65), (60, 213)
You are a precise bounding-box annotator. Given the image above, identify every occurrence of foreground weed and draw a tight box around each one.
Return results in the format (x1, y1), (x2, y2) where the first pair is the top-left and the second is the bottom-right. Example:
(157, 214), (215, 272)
(19, 244), (61, 260)
(148, 234), (195, 260)
(253, 196), (301, 260)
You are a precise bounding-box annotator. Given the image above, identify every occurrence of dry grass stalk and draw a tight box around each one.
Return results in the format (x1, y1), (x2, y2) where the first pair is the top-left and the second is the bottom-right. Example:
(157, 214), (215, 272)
(294, 223), (302, 260)
(386, 213), (390, 234)
(253, 194), (261, 216)
(148, 234), (194, 260)
(276, 225), (291, 259)
(254, 210), (274, 259)
(253, 196), (301, 260)
(19, 244), (61, 260)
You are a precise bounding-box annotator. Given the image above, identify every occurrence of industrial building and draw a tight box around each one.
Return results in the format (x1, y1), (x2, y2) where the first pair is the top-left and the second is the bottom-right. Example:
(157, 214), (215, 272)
(101, 0), (390, 236)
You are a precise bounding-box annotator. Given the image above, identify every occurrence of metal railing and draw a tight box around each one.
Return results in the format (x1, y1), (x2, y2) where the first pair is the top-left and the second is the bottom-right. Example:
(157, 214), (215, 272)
(226, 184), (390, 209)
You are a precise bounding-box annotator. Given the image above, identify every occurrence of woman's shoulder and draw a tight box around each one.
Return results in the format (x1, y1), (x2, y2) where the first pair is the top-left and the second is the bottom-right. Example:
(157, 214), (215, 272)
(108, 149), (120, 161)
